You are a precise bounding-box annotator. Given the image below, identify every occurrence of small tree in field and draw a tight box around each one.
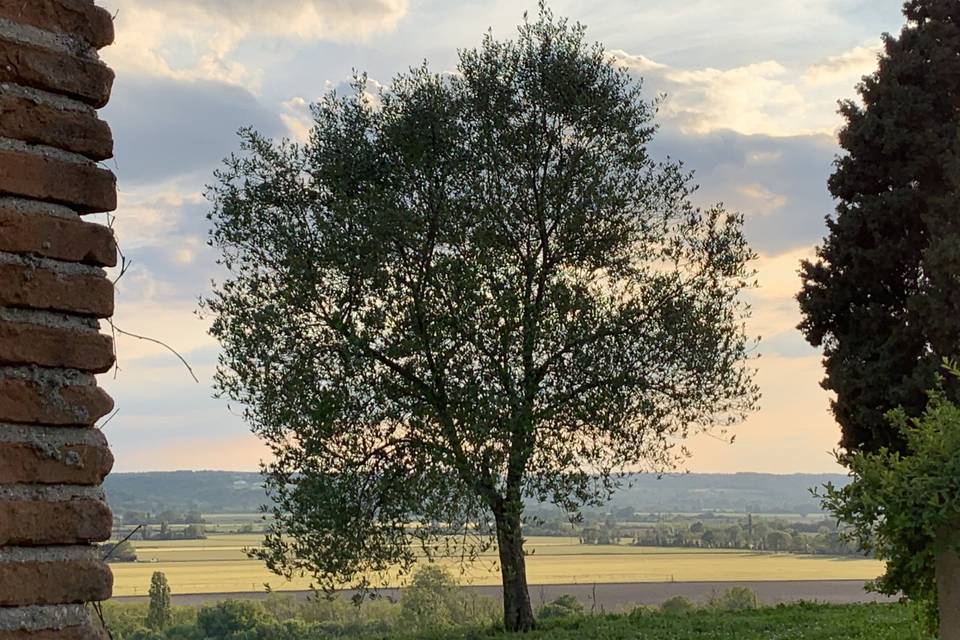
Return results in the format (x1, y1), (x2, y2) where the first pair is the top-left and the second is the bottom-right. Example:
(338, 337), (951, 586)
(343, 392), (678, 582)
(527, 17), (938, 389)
(146, 571), (171, 630)
(204, 6), (758, 631)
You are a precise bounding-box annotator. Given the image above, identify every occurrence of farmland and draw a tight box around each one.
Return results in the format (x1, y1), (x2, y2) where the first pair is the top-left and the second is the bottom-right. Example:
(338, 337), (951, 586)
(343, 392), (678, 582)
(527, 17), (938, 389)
(109, 533), (884, 597)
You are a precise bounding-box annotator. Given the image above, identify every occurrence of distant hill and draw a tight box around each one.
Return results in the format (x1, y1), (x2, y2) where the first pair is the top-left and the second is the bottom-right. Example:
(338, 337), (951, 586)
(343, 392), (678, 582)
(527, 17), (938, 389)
(599, 473), (849, 516)
(104, 470), (849, 516)
(104, 470), (270, 514)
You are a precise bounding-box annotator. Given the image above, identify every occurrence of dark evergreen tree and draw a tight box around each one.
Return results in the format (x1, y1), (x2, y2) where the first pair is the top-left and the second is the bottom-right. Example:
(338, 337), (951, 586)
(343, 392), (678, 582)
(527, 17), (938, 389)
(798, 0), (960, 455)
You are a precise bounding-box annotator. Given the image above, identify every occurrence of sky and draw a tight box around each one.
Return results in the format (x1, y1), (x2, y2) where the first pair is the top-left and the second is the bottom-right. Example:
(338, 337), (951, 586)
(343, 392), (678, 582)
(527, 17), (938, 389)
(92, 0), (907, 474)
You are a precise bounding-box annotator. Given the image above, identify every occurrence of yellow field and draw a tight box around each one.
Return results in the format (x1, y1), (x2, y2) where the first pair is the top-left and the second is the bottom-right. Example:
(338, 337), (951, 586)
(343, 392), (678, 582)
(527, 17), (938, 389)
(109, 534), (884, 597)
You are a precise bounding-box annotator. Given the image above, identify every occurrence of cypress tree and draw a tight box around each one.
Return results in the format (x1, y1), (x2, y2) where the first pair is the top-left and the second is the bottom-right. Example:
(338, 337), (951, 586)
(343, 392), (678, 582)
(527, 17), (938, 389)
(146, 571), (172, 630)
(798, 0), (960, 455)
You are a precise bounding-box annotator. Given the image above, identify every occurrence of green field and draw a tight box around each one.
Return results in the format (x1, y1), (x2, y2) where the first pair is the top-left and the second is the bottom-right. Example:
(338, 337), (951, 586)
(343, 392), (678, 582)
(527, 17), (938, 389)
(111, 534), (884, 596)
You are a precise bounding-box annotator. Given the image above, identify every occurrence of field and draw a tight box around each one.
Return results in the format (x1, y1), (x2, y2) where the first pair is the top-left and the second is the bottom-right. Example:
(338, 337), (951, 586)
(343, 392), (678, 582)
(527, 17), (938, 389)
(110, 534), (884, 597)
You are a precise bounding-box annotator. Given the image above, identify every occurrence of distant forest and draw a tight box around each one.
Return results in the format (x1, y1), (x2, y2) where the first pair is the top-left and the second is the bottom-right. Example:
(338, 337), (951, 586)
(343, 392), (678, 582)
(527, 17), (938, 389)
(103, 471), (850, 517)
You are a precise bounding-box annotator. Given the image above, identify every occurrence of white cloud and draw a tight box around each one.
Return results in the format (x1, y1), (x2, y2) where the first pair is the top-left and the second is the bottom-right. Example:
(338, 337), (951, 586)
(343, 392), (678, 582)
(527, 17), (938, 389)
(734, 184), (787, 217)
(613, 50), (808, 135)
(802, 41), (882, 87)
(156, 0), (408, 40)
(99, 0), (408, 88)
(280, 97), (313, 142)
(611, 40), (882, 137)
(281, 77), (385, 141)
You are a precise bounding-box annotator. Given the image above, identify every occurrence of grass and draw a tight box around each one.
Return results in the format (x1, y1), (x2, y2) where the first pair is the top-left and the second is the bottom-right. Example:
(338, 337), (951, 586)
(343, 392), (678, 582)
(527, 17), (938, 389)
(101, 599), (932, 640)
(110, 534), (884, 596)
(458, 603), (933, 640)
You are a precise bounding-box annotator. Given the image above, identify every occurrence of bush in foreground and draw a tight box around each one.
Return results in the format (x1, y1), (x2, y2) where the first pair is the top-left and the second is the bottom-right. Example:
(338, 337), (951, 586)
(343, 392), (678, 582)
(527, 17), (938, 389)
(536, 594), (584, 621)
(659, 596), (695, 615)
(707, 586), (759, 612)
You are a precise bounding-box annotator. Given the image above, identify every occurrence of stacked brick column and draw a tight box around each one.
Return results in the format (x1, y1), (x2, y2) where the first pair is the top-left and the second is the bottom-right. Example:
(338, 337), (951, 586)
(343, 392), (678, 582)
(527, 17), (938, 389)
(0, 2), (117, 638)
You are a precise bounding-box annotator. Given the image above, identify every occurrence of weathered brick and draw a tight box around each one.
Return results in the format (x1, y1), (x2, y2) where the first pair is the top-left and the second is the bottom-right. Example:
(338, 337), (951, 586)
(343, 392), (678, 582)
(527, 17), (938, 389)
(0, 499), (112, 545)
(0, 262), (113, 317)
(0, 0), (115, 49)
(0, 560), (112, 606)
(0, 148), (116, 213)
(0, 322), (114, 371)
(0, 38), (113, 108)
(0, 627), (108, 640)
(0, 92), (113, 160)
(0, 207), (116, 266)
(0, 430), (113, 485)
(0, 378), (113, 426)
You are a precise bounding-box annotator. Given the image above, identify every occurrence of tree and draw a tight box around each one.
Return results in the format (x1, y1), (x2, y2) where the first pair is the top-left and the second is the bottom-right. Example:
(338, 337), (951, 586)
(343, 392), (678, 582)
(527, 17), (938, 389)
(204, 6), (758, 632)
(725, 524), (743, 548)
(102, 540), (137, 563)
(701, 529), (718, 548)
(399, 565), (460, 631)
(765, 531), (790, 552)
(146, 571), (171, 630)
(197, 600), (269, 637)
(184, 523), (207, 539)
(752, 521), (769, 550)
(798, 0), (960, 456)
(821, 363), (960, 637)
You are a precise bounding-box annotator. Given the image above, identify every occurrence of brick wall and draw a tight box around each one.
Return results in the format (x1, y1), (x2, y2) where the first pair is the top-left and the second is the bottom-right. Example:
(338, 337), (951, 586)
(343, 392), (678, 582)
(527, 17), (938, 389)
(0, 1), (117, 638)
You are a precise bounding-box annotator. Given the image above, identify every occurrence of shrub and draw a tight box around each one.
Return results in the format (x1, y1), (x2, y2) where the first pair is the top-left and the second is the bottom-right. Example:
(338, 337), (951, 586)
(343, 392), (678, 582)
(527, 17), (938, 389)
(260, 593), (302, 622)
(399, 565), (500, 632)
(659, 596), (695, 615)
(102, 540), (138, 563)
(197, 600), (270, 637)
(400, 565), (461, 630)
(537, 594), (584, 620)
(708, 587), (759, 611)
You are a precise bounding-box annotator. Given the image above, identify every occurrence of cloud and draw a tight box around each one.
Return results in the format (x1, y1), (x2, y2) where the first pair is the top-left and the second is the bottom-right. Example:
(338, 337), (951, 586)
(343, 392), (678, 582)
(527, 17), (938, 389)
(802, 41), (882, 86)
(742, 244), (819, 362)
(617, 52), (809, 136)
(650, 128), (837, 255)
(132, 0), (408, 41)
(735, 184), (787, 217)
(762, 330), (818, 359)
(280, 77), (385, 140)
(99, 0), (409, 88)
(612, 40), (883, 137)
(104, 75), (284, 184)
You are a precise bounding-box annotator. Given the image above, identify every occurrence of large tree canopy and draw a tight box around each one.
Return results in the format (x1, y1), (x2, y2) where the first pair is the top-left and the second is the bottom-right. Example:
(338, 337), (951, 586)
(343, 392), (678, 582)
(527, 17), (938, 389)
(798, 0), (960, 455)
(205, 7), (757, 631)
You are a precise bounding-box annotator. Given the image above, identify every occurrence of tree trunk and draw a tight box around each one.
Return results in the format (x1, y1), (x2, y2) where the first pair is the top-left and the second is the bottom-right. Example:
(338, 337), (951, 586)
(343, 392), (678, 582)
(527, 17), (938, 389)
(494, 504), (536, 632)
(936, 541), (960, 640)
